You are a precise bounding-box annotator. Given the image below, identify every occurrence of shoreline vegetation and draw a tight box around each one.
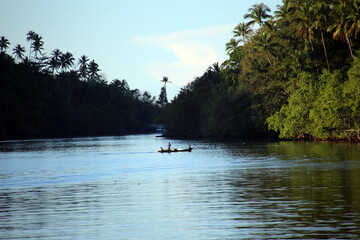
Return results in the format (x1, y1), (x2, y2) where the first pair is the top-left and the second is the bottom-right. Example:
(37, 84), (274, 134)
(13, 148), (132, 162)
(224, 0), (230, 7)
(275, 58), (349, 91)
(0, 32), (161, 140)
(161, 0), (360, 142)
(1, 0), (360, 142)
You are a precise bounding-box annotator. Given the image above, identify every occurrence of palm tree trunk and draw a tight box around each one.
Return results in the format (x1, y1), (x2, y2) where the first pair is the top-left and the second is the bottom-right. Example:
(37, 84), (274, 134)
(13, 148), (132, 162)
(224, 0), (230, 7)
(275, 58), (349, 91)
(308, 36), (314, 52)
(320, 31), (330, 71)
(345, 32), (354, 58)
(28, 46), (31, 61)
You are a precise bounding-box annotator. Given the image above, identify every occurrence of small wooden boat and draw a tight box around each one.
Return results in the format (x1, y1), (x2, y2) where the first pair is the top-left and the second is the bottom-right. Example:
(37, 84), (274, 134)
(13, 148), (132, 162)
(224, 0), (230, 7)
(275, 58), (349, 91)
(158, 147), (192, 153)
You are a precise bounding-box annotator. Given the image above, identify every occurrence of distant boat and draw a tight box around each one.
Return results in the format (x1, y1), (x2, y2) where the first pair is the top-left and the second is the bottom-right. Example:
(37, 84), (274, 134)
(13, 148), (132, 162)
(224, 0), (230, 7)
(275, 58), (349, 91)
(156, 125), (166, 133)
(158, 147), (192, 153)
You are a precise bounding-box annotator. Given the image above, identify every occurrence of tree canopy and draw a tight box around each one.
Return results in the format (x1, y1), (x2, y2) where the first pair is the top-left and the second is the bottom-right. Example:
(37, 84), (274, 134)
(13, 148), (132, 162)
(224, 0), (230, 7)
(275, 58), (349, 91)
(163, 0), (360, 141)
(0, 31), (159, 139)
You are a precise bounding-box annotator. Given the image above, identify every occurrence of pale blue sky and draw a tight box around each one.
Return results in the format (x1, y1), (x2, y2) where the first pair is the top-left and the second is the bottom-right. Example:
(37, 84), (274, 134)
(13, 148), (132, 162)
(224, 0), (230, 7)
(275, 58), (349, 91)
(1, 0), (282, 99)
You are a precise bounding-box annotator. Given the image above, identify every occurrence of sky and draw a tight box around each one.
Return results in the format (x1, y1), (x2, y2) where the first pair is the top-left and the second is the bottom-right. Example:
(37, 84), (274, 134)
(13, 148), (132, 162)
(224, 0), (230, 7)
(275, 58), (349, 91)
(1, 0), (282, 100)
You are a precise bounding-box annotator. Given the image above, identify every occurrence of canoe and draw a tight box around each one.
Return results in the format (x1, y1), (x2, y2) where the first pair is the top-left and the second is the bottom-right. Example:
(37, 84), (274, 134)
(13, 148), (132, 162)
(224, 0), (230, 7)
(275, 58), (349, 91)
(158, 147), (192, 153)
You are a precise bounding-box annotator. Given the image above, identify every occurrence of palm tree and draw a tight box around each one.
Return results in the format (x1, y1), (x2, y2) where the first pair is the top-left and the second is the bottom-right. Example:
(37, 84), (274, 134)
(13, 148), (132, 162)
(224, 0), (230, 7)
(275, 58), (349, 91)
(348, 1), (360, 40)
(48, 49), (62, 75)
(26, 30), (36, 60)
(209, 62), (221, 74)
(0, 36), (10, 54)
(78, 55), (89, 81)
(312, 2), (330, 70)
(48, 58), (59, 76)
(12, 44), (25, 62)
(233, 22), (253, 43)
(244, 3), (272, 32)
(161, 76), (171, 86)
(225, 38), (240, 55)
(60, 52), (75, 72)
(292, 3), (315, 51)
(32, 34), (44, 60)
(328, 1), (354, 57)
(83, 59), (100, 103)
(253, 31), (279, 67)
(88, 60), (100, 82)
(159, 76), (171, 106)
(274, 0), (293, 22)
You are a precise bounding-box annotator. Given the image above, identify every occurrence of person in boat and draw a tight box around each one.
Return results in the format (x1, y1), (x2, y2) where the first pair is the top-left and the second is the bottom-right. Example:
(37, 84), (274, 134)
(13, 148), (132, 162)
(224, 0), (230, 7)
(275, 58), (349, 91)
(189, 145), (191, 150)
(160, 147), (163, 151)
(168, 142), (171, 150)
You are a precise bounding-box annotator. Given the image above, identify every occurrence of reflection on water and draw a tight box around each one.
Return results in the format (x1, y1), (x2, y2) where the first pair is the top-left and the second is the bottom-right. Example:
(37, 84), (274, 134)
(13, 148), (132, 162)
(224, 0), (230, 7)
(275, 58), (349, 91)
(0, 135), (360, 239)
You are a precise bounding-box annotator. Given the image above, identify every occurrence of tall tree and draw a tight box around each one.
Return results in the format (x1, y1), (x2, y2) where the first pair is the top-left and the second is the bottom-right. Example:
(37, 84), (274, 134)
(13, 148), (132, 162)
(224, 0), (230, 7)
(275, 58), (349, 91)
(0, 36), (10, 54)
(233, 22), (253, 43)
(48, 49), (62, 75)
(253, 31), (279, 67)
(158, 76), (171, 108)
(244, 3), (272, 32)
(83, 59), (101, 103)
(329, 1), (354, 57)
(88, 59), (100, 82)
(12, 44), (25, 62)
(78, 55), (89, 81)
(312, 2), (330, 70)
(161, 76), (171, 86)
(26, 30), (36, 60)
(32, 34), (44, 60)
(348, 1), (360, 40)
(225, 38), (240, 55)
(292, 3), (315, 51)
(60, 52), (75, 72)
(274, 0), (293, 22)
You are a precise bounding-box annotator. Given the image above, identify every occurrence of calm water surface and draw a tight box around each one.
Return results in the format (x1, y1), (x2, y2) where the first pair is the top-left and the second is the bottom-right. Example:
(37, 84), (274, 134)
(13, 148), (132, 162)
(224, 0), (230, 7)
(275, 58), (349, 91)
(0, 134), (360, 239)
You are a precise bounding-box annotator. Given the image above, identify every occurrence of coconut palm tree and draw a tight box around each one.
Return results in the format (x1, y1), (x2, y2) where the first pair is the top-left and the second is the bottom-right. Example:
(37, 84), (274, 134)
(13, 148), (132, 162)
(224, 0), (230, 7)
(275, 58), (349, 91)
(12, 44), (25, 62)
(225, 38), (240, 55)
(328, 1), (354, 57)
(26, 30), (36, 60)
(292, 3), (315, 51)
(348, 1), (360, 40)
(32, 34), (44, 60)
(60, 52), (75, 72)
(161, 76), (171, 86)
(88, 60), (100, 82)
(78, 55), (89, 81)
(83, 59), (101, 103)
(312, 2), (330, 70)
(233, 22), (253, 43)
(253, 31), (279, 67)
(48, 49), (62, 75)
(244, 3), (272, 32)
(159, 76), (171, 107)
(274, 0), (293, 22)
(0, 36), (10, 54)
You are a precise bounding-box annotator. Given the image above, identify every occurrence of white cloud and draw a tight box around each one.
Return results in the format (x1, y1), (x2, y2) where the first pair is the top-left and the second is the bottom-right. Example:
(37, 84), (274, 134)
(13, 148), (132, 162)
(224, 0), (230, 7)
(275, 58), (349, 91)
(131, 24), (233, 86)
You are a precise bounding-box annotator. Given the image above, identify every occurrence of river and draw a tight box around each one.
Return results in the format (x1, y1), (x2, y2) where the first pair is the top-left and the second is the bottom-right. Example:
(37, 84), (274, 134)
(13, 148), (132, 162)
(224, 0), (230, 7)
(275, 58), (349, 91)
(0, 134), (359, 239)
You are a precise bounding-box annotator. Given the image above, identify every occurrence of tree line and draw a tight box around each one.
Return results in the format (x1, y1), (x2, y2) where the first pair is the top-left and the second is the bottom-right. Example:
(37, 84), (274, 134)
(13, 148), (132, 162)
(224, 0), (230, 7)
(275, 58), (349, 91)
(0, 31), (160, 139)
(162, 0), (360, 141)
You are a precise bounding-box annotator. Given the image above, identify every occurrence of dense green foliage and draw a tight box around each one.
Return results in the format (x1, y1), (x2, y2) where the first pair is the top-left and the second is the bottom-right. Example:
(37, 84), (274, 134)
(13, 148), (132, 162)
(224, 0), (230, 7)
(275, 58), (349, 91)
(164, 0), (360, 141)
(0, 32), (159, 139)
